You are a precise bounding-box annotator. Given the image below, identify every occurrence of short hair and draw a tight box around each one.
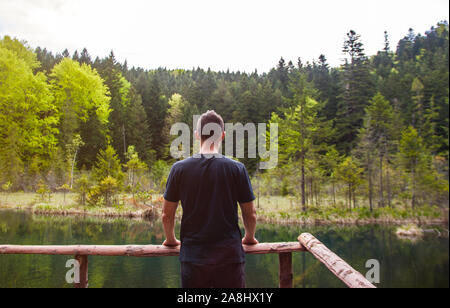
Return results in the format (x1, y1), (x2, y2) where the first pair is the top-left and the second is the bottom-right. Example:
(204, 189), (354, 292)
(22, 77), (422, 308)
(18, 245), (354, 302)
(197, 110), (225, 142)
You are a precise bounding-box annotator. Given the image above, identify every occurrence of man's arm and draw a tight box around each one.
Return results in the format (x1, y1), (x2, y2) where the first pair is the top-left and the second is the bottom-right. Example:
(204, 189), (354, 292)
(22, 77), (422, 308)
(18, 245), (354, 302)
(162, 199), (181, 247)
(239, 201), (258, 245)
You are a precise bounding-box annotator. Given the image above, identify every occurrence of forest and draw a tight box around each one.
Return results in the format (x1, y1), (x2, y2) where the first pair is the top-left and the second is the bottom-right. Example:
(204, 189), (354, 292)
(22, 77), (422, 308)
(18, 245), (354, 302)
(0, 21), (448, 215)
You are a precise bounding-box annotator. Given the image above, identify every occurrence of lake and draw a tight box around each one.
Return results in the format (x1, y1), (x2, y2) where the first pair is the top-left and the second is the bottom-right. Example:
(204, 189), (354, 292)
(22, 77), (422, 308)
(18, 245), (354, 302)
(0, 209), (448, 288)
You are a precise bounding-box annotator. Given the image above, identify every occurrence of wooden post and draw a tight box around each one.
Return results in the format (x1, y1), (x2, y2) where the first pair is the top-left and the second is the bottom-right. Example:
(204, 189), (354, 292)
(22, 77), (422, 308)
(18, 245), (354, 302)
(75, 255), (88, 288)
(278, 252), (293, 288)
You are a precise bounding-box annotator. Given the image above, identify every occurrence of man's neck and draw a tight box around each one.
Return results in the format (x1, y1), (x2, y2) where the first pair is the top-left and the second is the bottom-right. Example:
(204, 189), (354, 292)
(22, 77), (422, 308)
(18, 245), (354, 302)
(199, 149), (220, 155)
(199, 145), (220, 155)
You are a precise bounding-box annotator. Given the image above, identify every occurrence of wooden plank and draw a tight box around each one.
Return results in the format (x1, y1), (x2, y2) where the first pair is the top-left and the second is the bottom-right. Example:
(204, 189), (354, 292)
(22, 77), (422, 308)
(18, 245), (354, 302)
(0, 242), (305, 257)
(75, 255), (88, 288)
(278, 252), (293, 288)
(244, 242), (305, 254)
(298, 233), (376, 289)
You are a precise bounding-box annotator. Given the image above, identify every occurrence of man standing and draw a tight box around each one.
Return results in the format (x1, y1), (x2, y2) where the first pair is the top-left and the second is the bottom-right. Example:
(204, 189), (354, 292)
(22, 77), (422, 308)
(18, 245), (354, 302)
(162, 110), (258, 288)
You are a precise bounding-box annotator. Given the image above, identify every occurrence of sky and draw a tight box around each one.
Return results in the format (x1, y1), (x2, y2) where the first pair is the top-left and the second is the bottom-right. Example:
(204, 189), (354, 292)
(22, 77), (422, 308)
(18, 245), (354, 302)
(0, 0), (449, 73)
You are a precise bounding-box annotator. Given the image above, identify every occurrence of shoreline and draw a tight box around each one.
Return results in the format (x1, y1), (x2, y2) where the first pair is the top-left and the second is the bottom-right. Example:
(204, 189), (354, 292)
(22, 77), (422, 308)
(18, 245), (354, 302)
(0, 204), (157, 220)
(255, 215), (448, 227)
(1, 205), (448, 227)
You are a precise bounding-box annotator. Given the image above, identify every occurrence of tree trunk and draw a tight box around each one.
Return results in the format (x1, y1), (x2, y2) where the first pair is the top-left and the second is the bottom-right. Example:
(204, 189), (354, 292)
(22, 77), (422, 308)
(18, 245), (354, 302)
(411, 168), (416, 209)
(316, 183), (319, 207)
(301, 154), (306, 212)
(386, 163), (392, 208)
(385, 143), (392, 208)
(348, 183), (352, 209)
(368, 166), (373, 212)
(332, 181), (336, 207)
(122, 124), (127, 157)
(379, 155), (384, 207)
(70, 149), (78, 189)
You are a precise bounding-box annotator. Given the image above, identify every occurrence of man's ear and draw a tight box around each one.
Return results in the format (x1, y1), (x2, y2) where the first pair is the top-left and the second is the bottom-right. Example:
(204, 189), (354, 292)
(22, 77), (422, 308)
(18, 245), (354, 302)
(222, 131), (226, 141)
(195, 130), (201, 141)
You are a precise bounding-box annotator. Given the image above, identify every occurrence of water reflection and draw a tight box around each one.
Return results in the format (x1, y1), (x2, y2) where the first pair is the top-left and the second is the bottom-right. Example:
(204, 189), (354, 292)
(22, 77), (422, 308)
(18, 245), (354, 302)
(0, 210), (448, 288)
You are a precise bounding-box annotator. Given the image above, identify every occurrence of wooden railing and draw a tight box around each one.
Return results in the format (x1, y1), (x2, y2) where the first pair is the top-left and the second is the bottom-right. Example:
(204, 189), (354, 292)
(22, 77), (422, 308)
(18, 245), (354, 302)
(0, 233), (376, 288)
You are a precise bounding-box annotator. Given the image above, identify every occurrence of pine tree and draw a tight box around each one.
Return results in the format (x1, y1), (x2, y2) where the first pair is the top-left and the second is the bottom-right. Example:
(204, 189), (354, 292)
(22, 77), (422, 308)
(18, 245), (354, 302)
(270, 72), (330, 211)
(92, 145), (124, 184)
(336, 30), (375, 154)
(335, 156), (364, 209)
(355, 93), (396, 209)
(125, 146), (148, 197)
(138, 73), (169, 159)
(398, 127), (426, 208)
(79, 48), (92, 65)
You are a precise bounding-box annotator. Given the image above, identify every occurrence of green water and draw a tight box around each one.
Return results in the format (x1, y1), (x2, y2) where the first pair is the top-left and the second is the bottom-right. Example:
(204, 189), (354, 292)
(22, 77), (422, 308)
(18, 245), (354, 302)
(0, 209), (448, 288)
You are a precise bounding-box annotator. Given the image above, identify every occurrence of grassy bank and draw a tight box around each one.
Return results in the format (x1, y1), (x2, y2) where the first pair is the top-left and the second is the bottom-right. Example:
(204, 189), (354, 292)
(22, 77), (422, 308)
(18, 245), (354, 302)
(0, 192), (158, 219)
(253, 196), (448, 226)
(1, 192), (448, 226)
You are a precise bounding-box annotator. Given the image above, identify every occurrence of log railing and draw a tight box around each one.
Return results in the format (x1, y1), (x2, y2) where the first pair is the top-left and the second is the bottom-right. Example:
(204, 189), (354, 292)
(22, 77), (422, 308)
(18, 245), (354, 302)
(0, 233), (375, 288)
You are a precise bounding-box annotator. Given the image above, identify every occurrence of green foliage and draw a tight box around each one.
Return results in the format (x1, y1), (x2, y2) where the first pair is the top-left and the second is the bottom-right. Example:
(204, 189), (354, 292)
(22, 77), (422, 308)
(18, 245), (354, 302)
(87, 186), (104, 207)
(36, 181), (52, 203)
(0, 22), (448, 214)
(56, 184), (71, 204)
(125, 146), (148, 195)
(336, 30), (375, 153)
(95, 53), (151, 163)
(57, 184), (70, 192)
(398, 126), (427, 173)
(397, 126), (448, 208)
(151, 160), (170, 193)
(0, 36), (40, 70)
(86, 176), (121, 208)
(1, 181), (12, 204)
(355, 92), (397, 209)
(75, 175), (90, 206)
(67, 134), (85, 188)
(97, 176), (120, 207)
(92, 145), (124, 184)
(335, 157), (364, 208)
(0, 39), (58, 185)
(51, 58), (110, 148)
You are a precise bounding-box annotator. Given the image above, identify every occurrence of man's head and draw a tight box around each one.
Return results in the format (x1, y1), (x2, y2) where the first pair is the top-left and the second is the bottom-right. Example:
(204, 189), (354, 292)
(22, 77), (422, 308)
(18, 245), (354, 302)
(196, 110), (225, 146)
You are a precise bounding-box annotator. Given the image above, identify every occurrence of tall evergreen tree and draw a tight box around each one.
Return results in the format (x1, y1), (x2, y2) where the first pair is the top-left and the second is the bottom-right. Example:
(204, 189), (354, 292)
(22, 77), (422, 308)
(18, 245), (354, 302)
(336, 30), (375, 154)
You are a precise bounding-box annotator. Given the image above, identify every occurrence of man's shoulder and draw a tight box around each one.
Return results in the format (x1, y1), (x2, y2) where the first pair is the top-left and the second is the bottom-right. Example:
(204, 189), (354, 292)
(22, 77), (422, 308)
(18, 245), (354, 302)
(221, 155), (245, 168)
(216, 155), (247, 174)
(171, 155), (246, 171)
(170, 157), (194, 170)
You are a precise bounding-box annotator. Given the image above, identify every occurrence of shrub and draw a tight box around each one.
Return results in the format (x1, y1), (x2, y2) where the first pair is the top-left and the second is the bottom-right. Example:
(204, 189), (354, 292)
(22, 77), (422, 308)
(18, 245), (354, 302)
(88, 176), (120, 207)
(57, 184), (71, 204)
(36, 181), (52, 203)
(75, 175), (90, 206)
(1, 181), (12, 203)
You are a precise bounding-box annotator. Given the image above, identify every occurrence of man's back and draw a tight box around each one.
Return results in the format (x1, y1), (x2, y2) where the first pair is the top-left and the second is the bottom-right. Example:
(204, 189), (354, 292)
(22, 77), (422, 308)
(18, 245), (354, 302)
(162, 110), (257, 288)
(164, 153), (255, 265)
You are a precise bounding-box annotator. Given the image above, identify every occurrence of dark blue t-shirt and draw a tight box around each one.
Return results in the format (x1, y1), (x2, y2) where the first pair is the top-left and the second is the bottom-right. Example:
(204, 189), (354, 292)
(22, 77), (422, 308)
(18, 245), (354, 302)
(163, 154), (255, 265)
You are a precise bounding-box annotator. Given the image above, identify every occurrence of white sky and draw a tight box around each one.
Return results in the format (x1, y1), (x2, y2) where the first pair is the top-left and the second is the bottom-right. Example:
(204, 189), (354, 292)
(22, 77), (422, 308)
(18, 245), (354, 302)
(0, 0), (448, 73)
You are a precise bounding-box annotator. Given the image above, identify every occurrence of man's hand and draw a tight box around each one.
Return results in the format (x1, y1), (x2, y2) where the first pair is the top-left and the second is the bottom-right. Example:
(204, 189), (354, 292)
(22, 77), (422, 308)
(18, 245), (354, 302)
(163, 238), (181, 247)
(242, 237), (259, 246)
